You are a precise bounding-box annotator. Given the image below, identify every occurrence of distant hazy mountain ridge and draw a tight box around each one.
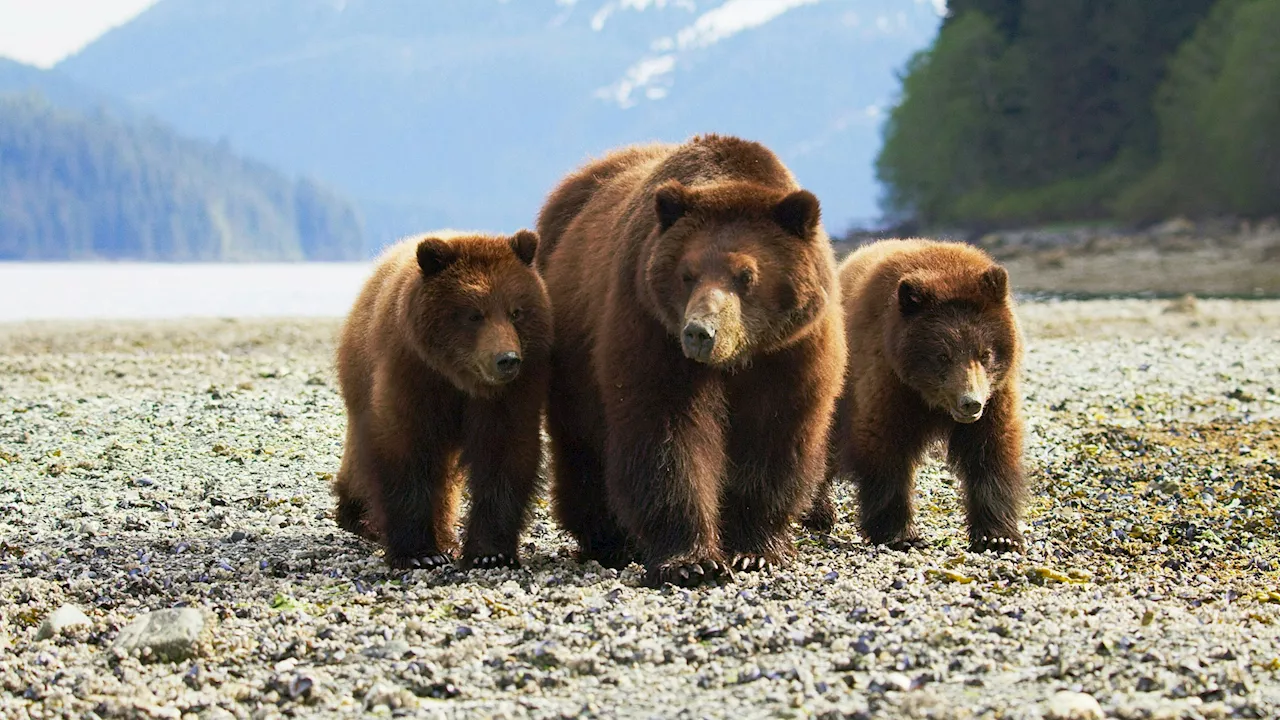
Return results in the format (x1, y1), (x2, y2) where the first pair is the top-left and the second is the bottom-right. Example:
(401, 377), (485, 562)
(56, 0), (943, 247)
(0, 93), (363, 261)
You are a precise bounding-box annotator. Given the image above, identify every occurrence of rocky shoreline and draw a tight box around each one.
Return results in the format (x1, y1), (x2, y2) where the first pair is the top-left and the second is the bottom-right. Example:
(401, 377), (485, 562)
(838, 219), (1280, 297)
(2, 300), (1279, 719)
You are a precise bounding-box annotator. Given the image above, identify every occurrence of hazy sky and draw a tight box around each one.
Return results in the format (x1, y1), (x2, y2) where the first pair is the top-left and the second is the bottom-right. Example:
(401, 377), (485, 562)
(0, 0), (159, 68)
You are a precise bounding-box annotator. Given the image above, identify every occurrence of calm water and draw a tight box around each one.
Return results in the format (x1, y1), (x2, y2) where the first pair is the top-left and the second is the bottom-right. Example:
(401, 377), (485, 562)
(0, 263), (375, 321)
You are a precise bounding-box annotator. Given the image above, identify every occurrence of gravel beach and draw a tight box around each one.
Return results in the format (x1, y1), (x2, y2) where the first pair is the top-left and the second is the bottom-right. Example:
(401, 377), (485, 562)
(2, 298), (1279, 719)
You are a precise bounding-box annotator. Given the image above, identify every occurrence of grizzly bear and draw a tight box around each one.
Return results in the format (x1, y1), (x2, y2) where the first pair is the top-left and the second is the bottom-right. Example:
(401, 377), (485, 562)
(807, 239), (1026, 552)
(332, 230), (552, 570)
(535, 134), (847, 587)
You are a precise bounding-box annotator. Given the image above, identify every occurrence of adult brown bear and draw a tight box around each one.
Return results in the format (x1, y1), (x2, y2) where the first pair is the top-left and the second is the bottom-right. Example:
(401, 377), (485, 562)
(807, 239), (1026, 553)
(333, 230), (552, 570)
(535, 135), (846, 587)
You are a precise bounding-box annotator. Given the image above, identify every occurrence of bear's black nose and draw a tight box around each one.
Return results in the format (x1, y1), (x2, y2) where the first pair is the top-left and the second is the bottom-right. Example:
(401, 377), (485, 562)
(494, 351), (522, 380)
(958, 396), (984, 416)
(681, 321), (716, 363)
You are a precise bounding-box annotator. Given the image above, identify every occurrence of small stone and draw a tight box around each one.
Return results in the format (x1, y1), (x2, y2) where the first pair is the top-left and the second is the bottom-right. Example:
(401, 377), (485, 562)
(1200, 701), (1230, 719)
(36, 604), (92, 640)
(79, 520), (101, 537)
(1044, 691), (1104, 720)
(112, 608), (207, 662)
(882, 672), (912, 692)
(363, 681), (416, 711)
(183, 664), (201, 690)
(288, 675), (314, 700)
(363, 639), (411, 659)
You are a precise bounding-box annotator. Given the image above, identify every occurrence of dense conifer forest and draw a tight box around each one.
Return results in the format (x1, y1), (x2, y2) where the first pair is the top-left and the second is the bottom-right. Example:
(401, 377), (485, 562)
(877, 0), (1280, 228)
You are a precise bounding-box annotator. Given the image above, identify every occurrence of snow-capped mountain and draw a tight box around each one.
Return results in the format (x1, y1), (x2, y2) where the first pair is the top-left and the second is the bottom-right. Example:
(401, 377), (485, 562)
(57, 0), (943, 248)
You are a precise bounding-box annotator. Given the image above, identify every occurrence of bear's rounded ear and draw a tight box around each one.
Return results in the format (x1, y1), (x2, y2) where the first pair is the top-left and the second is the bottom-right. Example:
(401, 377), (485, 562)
(773, 189), (821, 238)
(509, 229), (538, 266)
(897, 278), (932, 316)
(655, 180), (688, 232)
(417, 237), (457, 278)
(980, 265), (1009, 302)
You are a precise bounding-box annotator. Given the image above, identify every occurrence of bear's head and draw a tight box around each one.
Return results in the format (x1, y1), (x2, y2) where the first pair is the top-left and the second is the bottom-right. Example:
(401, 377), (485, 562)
(643, 179), (835, 368)
(888, 263), (1019, 423)
(407, 230), (552, 396)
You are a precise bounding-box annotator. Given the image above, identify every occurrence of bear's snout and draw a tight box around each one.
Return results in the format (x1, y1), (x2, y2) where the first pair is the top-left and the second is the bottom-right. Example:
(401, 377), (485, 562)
(681, 285), (744, 365)
(681, 320), (717, 363)
(955, 393), (985, 422)
(492, 351), (522, 383)
(949, 361), (990, 423)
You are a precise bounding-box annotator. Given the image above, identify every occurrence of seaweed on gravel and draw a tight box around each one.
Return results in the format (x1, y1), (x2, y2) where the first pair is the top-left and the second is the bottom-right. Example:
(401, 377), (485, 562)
(1037, 418), (1280, 585)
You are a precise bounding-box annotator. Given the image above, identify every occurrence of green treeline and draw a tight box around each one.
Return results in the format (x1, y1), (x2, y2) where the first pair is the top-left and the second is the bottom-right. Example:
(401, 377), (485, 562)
(0, 93), (364, 261)
(876, 0), (1280, 227)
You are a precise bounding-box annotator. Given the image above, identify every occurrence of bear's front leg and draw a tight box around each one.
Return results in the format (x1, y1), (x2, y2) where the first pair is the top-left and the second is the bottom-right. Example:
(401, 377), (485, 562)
(719, 458), (804, 572)
(374, 445), (457, 570)
(947, 387), (1027, 553)
(602, 362), (729, 588)
(722, 352), (839, 570)
(458, 370), (547, 570)
(847, 396), (933, 550)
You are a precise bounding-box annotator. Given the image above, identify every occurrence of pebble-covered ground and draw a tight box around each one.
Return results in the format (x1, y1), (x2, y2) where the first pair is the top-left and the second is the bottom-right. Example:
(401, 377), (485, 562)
(1, 299), (1279, 719)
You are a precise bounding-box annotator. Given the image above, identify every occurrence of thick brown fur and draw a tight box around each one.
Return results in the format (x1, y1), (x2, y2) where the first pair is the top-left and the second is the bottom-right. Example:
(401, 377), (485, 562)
(535, 134), (847, 587)
(808, 239), (1027, 553)
(333, 230), (552, 570)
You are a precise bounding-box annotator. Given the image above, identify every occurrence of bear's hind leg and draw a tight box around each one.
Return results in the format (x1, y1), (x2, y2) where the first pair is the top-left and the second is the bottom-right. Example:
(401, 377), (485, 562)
(800, 480), (836, 533)
(333, 425), (380, 542)
(545, 353), (633, 569)
(549, 436), (633, 569)
(948, 388), (1026, 553)
(335, 491), (376, 542)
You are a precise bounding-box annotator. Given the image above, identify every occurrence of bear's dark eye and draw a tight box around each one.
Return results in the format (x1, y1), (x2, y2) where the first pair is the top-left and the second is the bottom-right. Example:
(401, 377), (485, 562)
(735, 269), (756, 289)
(935, 351), (950, 365)
(983, 349), (997, 365)
(681, 271), (698, 287)
(510, 308), (523, 322)
(467, 311), (484, 324)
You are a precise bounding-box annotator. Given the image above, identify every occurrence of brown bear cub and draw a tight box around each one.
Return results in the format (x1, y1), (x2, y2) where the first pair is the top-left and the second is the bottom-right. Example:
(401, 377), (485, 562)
(535, 134), (847, 587)
(806, 239), (1026, 553)
(332, 230), (552, 570)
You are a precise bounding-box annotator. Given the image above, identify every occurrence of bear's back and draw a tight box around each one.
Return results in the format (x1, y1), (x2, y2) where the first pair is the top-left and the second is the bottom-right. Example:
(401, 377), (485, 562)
(337, 238), (421, 410)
